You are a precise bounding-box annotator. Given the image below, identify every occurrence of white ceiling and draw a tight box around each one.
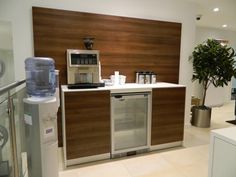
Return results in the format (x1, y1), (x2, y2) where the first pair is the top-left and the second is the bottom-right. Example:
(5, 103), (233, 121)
(186, 0), (236, 31)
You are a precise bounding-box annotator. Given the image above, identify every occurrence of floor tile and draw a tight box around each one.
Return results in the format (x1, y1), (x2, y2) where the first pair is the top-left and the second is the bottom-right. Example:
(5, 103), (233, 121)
(176, 162), (208, 177)
(121, 154), (173, 177)
(59, 170), (78, 177)
(75, 161), (131, 177)
(138, 167), (186, 177)
(161, 145), (208, 167)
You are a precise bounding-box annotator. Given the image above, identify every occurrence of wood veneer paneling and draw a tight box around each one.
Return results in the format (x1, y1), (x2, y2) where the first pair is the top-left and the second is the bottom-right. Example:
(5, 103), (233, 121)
(32, 7), (181, 84)
(151, 87), (185, 145)
(64, 91), (110, 159)
(32, 6), (182, 146)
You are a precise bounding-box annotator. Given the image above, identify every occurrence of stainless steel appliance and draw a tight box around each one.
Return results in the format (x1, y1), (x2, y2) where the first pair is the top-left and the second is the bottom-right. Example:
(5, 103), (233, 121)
(67, 49), (100, 84)
(111, 92), (151, 157)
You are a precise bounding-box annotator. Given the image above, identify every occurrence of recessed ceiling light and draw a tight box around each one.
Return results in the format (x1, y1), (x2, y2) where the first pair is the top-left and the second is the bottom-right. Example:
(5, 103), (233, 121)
(213, 8), (219, 12)
(222, 24), (227, 28)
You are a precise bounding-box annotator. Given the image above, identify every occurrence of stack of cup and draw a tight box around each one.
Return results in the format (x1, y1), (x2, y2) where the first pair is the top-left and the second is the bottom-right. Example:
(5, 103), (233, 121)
(114, 71), (119, 85)
(110, 71), (126, 85)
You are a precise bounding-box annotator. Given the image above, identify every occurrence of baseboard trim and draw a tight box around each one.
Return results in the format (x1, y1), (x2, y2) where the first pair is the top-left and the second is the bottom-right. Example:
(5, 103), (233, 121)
(150, 141), (183, 151)
(66, 153), (110, 166)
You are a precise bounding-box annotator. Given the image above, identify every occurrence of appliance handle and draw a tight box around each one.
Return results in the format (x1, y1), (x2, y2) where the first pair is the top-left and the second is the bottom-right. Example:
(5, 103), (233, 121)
(112, 93), (149, 100)
(114, 95), (123, 99)
(113, 95), (125, 101)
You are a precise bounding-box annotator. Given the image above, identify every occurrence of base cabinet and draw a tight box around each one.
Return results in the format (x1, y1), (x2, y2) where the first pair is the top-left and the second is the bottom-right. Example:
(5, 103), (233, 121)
(151, 87), (185, 146)
(209, 127), (236, 177)
(62, 86), (186, 166)
(63, 91), (111, 164)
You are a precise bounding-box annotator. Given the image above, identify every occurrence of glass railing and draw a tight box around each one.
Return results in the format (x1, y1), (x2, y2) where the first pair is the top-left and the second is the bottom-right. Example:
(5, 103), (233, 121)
(0, 80), (26, 177)
(0, 92), (14, 177)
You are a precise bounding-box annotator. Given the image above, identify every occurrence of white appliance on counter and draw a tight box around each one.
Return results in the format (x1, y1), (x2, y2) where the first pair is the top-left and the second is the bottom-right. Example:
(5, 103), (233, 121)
(24, 97), (59, 177)
(111, 92), (151, 157)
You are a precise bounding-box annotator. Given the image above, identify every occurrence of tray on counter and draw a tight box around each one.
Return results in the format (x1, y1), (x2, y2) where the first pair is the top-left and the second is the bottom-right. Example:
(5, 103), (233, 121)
(67, 83), (105, 89)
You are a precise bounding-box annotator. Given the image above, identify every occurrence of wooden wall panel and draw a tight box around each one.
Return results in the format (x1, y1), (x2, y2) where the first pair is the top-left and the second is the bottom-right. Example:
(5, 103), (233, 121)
(32, 7), (182, 84)
(32, 7), (182, 146)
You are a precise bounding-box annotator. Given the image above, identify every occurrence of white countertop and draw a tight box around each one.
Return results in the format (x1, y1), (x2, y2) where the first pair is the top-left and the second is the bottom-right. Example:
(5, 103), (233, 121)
(61, 82), (185, 93)
(211, 127), (236, 145)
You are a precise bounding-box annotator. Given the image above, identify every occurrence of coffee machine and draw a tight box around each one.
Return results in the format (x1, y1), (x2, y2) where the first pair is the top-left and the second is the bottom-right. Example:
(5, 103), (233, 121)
(67, 49), (101, 84)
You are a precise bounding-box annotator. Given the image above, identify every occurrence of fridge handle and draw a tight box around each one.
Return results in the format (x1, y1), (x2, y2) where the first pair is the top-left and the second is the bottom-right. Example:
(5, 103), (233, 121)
(114, 95), (123, 99)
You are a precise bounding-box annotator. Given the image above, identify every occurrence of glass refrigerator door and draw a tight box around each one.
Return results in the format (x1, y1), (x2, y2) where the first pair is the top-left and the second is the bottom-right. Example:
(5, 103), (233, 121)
(111, 93), (149, 153)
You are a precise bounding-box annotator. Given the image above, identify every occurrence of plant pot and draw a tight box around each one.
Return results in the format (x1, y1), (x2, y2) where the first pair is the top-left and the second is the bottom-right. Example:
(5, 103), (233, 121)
(191, 106), (212, 128)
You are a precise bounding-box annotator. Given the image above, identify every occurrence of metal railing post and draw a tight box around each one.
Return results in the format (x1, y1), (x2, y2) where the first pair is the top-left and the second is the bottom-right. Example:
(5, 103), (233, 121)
(0, 80), (26, 177)
(7, 91), (20, 177)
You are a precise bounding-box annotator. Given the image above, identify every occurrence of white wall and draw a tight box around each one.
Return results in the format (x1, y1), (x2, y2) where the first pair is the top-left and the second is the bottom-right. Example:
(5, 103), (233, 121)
(0, 21), (13, 50)
(194, 26), (236, 106)
(0, 0), (197, 124)
(195, 27), (236, 49)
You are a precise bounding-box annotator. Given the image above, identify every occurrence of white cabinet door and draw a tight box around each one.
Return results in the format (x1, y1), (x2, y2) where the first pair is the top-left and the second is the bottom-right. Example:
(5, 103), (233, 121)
(210, 137), (236, 177)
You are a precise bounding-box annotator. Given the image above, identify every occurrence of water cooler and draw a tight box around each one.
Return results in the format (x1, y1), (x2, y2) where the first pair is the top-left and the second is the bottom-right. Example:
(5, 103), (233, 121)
(23, 57), (59, 177)
(24, 97), (58, 177)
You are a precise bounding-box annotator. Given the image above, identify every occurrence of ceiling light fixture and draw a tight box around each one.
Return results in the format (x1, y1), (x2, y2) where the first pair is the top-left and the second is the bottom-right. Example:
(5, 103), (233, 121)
(222, 24), (227, 28)
(213, 8), (219, 12)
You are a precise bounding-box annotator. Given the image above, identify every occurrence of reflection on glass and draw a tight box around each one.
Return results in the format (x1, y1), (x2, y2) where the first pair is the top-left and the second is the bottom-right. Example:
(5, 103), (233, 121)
(0, 87), (27, 177)
(113, 97), (148, 151)
(11, 88), (27, 177)
(0, 98), (13, 177)
(0, 21), (26, 176)
(0, 21), (15, 87)
(111, 93), (150, 155)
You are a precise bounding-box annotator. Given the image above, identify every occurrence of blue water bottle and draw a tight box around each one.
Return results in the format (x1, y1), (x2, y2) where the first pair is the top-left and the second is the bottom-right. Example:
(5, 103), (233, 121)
(25, 57), (56, 97)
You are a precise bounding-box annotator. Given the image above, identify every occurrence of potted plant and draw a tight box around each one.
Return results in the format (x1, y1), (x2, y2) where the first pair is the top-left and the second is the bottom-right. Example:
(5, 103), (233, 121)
(190, 39), (236, 127)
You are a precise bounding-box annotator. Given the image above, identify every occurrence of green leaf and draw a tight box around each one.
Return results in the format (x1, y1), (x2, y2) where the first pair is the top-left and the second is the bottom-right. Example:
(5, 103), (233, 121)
(190, 39), (236, 106)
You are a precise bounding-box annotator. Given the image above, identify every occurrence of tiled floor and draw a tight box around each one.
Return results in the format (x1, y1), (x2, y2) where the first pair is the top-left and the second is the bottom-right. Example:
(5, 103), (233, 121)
(59, 101), (235, 177)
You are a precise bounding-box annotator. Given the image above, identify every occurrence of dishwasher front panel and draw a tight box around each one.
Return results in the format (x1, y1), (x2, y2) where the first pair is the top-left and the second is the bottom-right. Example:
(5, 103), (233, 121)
(111, 92), (151, 155)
